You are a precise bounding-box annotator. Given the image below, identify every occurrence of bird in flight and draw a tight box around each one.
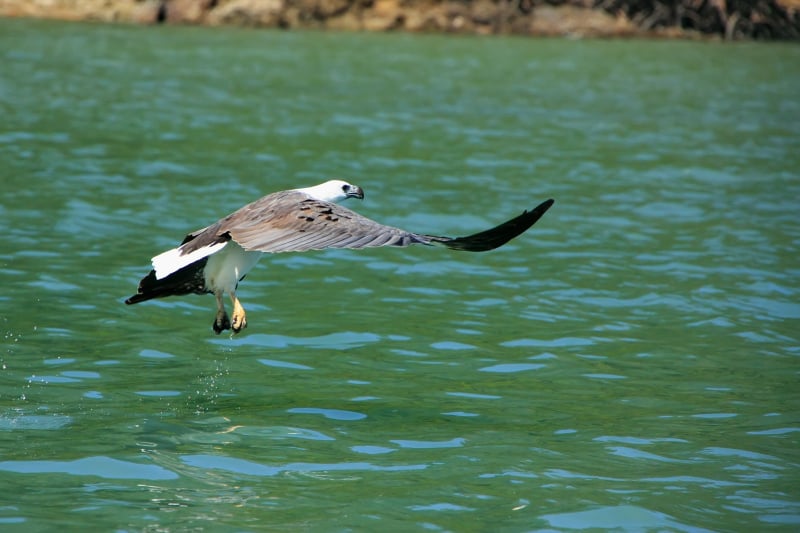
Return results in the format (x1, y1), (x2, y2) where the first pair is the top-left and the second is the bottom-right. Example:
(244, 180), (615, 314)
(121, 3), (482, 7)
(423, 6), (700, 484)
(125, 180), (554, 334)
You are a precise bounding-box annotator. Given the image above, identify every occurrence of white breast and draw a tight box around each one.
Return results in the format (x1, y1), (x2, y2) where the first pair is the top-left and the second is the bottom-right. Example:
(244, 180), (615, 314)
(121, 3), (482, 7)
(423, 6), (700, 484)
(203, 241), (262, 293)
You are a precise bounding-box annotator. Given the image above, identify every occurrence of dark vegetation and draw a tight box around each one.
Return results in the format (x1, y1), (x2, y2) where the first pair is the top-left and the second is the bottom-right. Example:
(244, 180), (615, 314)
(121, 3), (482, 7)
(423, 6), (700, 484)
(594, 0), (799, 39)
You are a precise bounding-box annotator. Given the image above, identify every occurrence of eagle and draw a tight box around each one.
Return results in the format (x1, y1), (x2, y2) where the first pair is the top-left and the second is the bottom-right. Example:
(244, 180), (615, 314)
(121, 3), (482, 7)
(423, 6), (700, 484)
(125, 180), (554, 334)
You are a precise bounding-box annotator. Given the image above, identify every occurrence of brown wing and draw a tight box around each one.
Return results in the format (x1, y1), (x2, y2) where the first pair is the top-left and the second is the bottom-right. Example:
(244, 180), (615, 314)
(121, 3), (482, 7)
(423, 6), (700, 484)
(179, 190), (554, 255)
(179, 191), (428, 255)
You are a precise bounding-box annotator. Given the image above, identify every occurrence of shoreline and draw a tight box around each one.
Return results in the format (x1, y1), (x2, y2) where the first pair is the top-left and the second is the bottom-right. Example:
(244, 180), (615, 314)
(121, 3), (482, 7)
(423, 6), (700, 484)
(1, 0), (798, 40)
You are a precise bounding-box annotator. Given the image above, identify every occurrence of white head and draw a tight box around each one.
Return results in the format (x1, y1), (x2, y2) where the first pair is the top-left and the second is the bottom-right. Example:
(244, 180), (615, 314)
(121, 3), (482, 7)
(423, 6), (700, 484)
(294, 179), (365, 203)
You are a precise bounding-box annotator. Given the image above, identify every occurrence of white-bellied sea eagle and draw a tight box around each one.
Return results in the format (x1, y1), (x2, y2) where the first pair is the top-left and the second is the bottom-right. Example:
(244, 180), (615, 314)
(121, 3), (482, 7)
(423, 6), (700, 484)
(125, 180), (554, 334)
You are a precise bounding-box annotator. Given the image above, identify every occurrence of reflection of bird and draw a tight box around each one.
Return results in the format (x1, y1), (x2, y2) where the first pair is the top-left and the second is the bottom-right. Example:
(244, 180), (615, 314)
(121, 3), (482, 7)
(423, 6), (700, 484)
(125, 180), (554, 334)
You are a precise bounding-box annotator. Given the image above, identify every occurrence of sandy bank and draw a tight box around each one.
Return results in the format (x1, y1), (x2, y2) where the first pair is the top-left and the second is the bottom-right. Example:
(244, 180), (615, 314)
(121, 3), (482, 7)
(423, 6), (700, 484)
(1, 0), (798, 40)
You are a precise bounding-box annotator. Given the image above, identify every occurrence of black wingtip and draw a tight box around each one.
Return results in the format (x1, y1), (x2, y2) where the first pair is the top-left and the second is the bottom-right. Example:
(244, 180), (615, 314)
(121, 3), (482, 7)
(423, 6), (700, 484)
(124, 293), (148, 305)
(434, 198), (554, 252)
(124, 270), (159, 305)
(124, 258), (210, 306)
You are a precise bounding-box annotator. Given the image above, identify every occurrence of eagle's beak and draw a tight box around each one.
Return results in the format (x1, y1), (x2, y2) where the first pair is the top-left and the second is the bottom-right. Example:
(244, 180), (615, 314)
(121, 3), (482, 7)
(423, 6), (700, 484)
(347, 185), (365, 200)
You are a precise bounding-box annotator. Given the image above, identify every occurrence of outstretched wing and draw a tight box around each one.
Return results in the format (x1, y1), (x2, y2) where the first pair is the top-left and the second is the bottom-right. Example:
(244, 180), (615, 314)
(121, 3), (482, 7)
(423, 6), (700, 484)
(427, 198), (555, 251)
(219, 191), (430, 253)
(182, 191), (554, 255)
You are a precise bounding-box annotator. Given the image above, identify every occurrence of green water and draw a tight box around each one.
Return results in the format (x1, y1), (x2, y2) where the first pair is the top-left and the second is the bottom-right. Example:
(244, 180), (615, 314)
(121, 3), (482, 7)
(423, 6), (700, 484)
(1, 17), (799, 531)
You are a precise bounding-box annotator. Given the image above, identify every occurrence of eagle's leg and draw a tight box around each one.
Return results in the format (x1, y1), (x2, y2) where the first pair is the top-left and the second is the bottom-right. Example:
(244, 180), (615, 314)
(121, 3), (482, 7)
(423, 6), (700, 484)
(213, 290), (231, 334)
(230, 291), (247, 333)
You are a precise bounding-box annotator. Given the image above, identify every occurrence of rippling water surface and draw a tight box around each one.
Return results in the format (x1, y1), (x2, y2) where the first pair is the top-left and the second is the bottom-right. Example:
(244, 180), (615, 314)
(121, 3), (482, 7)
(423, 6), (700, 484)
(1, 18), (799, 531)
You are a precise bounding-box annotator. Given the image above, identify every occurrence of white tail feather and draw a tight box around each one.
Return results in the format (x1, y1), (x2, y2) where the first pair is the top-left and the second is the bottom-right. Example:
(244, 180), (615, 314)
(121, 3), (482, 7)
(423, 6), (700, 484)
(152, 241), (228, 280)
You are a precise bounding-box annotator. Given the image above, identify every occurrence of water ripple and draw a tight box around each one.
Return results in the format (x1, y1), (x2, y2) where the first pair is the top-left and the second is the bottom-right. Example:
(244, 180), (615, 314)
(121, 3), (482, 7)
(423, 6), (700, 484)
(541, 505), (715, 532)
(181, 454), (427, 477)
(210, 331), (380, 349)
(391, 438), (465, 449)
(0, 413), (72, 430)
(479, 363), (545, 373)
(287, 408), (367, 421)
(0, 457), (177, 480)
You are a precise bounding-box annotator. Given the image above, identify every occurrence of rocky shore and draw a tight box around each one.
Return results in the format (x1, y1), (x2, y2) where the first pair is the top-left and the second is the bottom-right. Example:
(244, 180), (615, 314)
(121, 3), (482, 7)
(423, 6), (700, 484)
(1, 0), (798, 40)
